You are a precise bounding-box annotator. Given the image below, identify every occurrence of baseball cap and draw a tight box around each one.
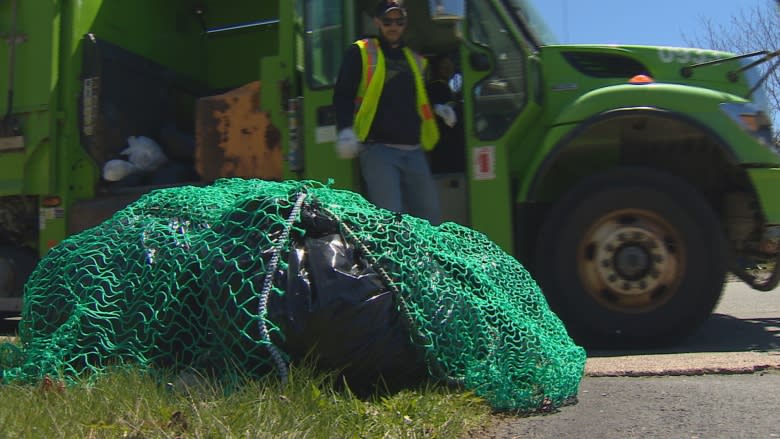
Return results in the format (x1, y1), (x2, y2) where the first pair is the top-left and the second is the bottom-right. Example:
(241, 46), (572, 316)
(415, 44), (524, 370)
(375, 1), (406, 18)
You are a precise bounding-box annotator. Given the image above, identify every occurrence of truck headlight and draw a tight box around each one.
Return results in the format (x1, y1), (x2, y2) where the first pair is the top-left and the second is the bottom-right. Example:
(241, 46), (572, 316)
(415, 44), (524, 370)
(720, 102), (775, 148)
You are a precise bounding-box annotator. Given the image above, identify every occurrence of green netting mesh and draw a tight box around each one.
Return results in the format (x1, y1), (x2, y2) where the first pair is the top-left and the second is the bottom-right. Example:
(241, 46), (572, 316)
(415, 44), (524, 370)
(0, 179), (585, 411)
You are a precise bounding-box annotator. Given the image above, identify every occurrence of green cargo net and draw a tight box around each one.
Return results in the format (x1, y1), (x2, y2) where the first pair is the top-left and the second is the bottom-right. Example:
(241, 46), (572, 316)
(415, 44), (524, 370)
(0, 179), (584, 411)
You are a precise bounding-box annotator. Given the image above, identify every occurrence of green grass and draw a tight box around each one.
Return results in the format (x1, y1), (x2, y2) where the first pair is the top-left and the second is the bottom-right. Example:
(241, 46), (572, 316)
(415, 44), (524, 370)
(0, 358), (491, 438)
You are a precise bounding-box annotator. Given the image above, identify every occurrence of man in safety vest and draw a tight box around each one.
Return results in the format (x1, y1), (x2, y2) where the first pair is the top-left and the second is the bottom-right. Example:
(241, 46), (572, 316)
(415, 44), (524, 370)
(333, 0), (457, 225)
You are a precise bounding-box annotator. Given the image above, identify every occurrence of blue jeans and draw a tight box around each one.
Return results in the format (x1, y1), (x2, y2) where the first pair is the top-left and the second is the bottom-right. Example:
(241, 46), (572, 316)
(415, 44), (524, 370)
(359, 143), (441, 225)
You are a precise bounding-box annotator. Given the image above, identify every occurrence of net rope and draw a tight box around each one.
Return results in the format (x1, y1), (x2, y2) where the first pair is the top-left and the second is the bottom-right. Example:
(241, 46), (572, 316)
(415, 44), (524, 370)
(256, 191), (307, 385)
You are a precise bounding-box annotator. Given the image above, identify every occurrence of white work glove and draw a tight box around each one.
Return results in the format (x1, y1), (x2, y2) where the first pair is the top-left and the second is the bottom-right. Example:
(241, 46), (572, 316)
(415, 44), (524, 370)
(336, 127), (359, 159)
(434, 104), (457, 128)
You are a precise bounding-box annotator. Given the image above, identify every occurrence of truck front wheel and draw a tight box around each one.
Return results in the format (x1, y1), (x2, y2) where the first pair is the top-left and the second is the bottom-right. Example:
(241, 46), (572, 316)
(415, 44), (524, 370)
(534, 167), (727, 348)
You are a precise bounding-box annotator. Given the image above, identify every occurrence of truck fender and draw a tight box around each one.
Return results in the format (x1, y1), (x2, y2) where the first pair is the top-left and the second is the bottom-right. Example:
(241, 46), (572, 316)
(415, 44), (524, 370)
(519, 95), (743, 203)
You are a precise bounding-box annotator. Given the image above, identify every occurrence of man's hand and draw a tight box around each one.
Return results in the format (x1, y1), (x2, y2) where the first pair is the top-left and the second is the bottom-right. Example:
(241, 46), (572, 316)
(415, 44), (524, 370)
(434, 104), (457, 128)
(336, 128), (359, 159)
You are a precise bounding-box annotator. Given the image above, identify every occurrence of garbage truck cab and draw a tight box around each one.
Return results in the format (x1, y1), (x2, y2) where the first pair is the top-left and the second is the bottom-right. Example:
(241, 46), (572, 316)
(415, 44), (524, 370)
(1, 0), (779, 347)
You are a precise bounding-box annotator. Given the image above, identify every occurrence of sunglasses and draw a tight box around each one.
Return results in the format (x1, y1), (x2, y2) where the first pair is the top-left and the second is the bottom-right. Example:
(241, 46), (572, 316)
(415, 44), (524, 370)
(381, 17), (406, 27)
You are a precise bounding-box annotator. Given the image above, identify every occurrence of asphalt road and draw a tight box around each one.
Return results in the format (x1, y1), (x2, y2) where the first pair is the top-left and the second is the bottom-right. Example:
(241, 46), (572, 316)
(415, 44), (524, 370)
(477, 281), (780, 439)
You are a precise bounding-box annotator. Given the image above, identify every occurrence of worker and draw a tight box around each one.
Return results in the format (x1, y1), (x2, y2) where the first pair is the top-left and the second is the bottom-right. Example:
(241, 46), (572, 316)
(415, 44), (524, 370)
(332, 0), (457, 225)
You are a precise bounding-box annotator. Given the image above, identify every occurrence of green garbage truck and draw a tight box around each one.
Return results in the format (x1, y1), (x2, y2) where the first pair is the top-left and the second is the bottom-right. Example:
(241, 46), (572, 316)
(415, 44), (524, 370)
(1, 0), (778, 347)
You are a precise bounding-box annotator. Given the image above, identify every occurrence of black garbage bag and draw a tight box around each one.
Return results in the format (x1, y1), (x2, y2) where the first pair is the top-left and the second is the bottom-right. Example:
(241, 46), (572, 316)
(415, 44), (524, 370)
(268, 208), (428, 395)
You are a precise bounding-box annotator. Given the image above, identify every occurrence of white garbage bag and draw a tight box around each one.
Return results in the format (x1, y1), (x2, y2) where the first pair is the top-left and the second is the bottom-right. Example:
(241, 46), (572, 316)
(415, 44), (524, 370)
(121, 136), (167, 172)
(102, 159), (139, 182)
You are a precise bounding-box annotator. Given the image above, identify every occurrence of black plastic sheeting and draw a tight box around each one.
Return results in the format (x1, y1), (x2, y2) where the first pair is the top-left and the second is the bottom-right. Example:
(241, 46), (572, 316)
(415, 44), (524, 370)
(268, 208), (428, 395)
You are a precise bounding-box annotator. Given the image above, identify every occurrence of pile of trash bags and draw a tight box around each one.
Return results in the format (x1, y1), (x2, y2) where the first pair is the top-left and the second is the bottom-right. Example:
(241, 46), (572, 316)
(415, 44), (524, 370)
(1, 179), (585, 411)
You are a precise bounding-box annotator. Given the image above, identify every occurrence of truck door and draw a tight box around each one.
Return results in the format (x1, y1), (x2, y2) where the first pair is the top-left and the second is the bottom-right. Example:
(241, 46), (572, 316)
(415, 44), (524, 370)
(296, 0), (359, 192)
(460, 0), (542, 252)
(0, 0), (57, 310)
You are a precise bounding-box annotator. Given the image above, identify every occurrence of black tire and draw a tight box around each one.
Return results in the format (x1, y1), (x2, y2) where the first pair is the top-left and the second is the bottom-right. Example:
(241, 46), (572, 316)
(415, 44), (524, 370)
(0, 245), (38, 324)
(534, 167), (727, 348)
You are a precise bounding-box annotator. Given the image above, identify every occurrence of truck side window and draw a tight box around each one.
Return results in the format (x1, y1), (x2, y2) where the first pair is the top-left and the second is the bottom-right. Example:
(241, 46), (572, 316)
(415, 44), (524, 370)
(303, 1), (344, 88)
(468, 1), (527, 140)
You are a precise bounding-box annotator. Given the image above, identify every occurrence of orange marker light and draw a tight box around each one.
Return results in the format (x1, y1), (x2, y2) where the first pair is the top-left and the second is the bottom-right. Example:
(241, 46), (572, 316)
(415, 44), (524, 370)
(41, 196), (62, 207)
(629, 74), (655, 84)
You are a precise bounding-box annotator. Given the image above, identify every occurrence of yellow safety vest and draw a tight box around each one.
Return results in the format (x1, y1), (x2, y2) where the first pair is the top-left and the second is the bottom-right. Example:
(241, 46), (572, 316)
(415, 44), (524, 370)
(353, 38), (440, 151)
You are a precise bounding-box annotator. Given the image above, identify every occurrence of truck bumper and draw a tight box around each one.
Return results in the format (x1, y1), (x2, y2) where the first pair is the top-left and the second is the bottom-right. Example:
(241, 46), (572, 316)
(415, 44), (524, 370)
(748, 168), (780, 224)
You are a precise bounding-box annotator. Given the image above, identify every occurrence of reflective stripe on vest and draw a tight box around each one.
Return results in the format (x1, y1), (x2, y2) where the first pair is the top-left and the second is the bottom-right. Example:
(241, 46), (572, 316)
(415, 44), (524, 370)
(353, 38), (440, 150)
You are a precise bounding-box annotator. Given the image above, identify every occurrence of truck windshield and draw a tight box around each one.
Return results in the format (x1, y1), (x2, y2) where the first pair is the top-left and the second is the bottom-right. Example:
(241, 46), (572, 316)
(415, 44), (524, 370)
(743, 61), (772, 115)
(506, 0), (559, 45)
